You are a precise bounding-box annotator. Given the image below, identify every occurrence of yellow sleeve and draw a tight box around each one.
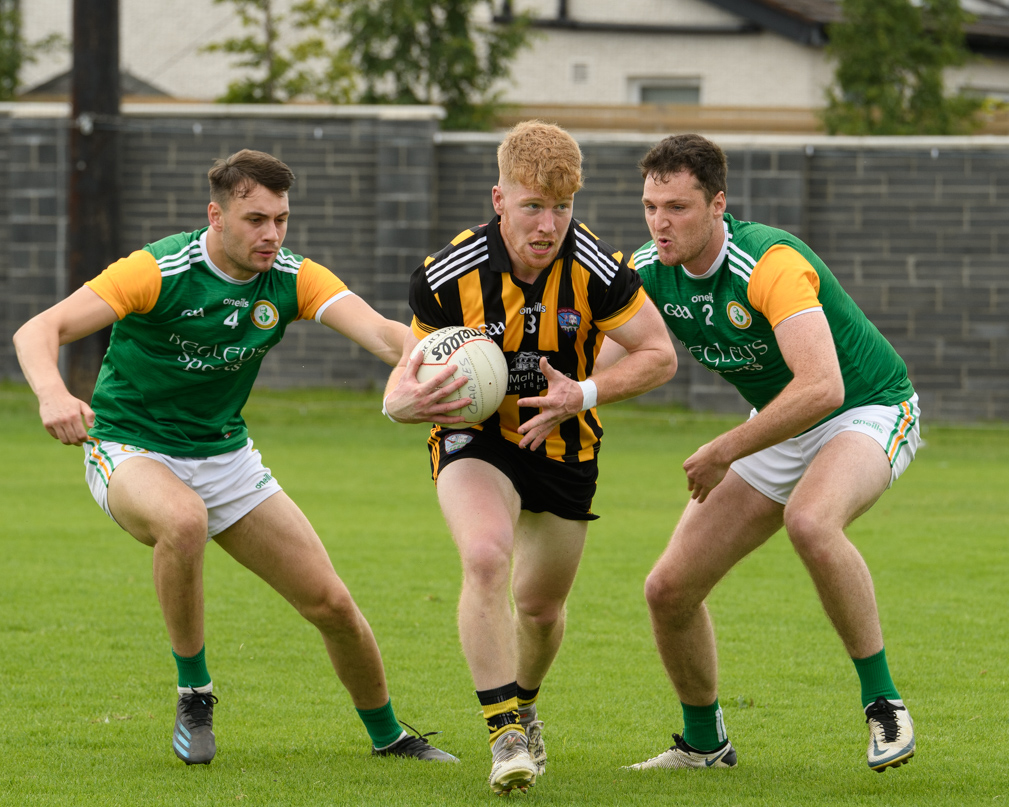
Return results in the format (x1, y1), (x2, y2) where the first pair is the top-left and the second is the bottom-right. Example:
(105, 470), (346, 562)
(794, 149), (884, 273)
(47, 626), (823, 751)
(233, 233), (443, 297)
(83, 250), (162, 319)
(746, 245), (822, 328)
(596, 286), (647, 331)
(296, 258), (350, 321)
(411, 315), (437, 339)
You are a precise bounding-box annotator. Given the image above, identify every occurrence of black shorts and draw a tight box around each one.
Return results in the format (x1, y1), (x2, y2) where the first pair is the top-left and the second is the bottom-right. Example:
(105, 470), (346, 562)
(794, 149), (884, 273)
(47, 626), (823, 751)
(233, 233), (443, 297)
(428, 428), (599, 521)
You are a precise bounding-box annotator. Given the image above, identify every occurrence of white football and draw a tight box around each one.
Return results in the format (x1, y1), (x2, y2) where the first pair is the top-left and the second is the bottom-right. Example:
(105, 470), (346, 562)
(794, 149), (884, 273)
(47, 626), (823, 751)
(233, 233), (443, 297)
(411, 326), (509, 426)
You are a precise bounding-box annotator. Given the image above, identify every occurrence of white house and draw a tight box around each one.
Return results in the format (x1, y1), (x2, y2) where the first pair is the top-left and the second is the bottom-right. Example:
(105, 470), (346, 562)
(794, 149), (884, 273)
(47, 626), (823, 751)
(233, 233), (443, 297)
(20, 0), (1009, 117)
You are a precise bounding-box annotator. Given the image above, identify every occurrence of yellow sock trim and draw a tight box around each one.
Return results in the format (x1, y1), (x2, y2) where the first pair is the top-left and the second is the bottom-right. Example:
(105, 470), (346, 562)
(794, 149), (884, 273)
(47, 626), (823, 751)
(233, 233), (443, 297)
(483, 696), (523, 745)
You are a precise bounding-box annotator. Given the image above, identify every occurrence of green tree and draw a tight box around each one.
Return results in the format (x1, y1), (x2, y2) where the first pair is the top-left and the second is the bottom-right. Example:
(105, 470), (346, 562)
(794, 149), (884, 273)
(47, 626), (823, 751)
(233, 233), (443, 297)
(203, 0), (356, 104)
(340, 0), (532, 130)
(0, 0), (66, 101)
(823, 0), (985, 135)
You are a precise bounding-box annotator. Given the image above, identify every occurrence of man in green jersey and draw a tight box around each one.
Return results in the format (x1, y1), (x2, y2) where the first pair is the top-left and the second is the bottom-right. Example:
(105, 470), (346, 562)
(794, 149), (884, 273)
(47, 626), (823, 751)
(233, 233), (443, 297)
(13, 149), (465, 766)
(617, 134), (919, 773)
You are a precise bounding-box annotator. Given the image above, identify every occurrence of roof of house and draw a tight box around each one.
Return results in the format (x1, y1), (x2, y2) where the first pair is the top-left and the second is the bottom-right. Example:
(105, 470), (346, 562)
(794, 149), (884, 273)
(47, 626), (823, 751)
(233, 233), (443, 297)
(704, 0), (1009, 53)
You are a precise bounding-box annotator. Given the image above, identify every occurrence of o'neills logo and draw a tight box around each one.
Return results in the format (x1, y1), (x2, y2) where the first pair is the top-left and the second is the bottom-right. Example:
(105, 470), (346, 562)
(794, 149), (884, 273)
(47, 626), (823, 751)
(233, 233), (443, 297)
(251, 300), (279, 330)
(726, 301), (752, 329)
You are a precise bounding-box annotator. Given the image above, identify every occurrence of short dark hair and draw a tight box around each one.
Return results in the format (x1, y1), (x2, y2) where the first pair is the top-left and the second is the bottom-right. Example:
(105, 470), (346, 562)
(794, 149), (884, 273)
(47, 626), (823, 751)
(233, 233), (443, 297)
(208, 149), (295, 206)
(638, 134), (727, 203)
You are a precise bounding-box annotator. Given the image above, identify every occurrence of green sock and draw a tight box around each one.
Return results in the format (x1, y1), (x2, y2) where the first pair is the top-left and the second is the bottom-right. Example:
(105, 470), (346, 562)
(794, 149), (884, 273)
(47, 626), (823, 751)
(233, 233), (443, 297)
(172, 645), (211, 689)
(853, 647), (900, 708)
(681, 699), (727, 752)
(357, 700), (403, 749)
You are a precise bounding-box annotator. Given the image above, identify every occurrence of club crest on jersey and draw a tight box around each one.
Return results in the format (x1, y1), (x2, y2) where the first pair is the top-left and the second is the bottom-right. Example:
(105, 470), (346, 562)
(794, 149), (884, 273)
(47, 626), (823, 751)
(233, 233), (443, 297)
(444, 433), (474, 454)
(727, 301), (752, 329)
(557, 308), (581, 336)
(251, 300), (280, 330)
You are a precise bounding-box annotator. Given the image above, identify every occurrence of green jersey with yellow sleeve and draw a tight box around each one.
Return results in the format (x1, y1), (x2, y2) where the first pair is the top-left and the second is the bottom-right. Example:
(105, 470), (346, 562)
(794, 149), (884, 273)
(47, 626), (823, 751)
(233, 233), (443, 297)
(84, 228), (349, 456)
(630, 214), (914, 427)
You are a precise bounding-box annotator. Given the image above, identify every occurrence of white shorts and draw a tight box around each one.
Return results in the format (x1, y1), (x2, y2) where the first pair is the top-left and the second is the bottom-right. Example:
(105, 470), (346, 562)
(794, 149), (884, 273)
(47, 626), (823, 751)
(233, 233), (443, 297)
(83, 438), (283, 539)
(730, 394), (921, 505)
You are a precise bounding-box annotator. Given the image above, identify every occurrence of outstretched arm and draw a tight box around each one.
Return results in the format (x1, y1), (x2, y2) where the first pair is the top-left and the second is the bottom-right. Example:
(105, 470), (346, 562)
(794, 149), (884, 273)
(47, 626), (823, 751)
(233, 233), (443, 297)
(13, 286), (119, 445)
(318, 293), (411, 367)
(516, 298), (677, 450)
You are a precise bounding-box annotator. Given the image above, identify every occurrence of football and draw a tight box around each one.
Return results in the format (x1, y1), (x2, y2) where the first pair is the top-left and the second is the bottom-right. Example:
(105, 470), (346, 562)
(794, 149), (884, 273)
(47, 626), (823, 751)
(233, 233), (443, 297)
(411, 326), (509, 426)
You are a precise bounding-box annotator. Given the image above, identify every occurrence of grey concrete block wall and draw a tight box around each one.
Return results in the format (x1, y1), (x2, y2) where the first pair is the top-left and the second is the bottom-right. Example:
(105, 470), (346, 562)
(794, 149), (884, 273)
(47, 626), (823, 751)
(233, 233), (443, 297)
(2, 107), (1007, 423)
(805, 145), (1009, 421)
(1, 115), (69, 383)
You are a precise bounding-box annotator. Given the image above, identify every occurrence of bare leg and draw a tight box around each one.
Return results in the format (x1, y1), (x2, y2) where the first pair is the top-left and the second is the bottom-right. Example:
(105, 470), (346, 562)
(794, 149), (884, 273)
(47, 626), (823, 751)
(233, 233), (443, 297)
(107, 458), (209, 657)
(511, 511), (587, 691)
(215, 492), (389, 709)
(645, 471), (783, 706)
(436, 459), (522, 690)
(784, 432), (892, 658)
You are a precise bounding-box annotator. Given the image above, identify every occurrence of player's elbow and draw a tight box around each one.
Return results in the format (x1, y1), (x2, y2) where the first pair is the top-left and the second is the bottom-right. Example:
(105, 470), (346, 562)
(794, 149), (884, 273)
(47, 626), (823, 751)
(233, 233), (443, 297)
(813, 373), (845, 417)
(646, 340), (678, 387)
(12, 318), (37, 355)
(659, 343), (678, 383)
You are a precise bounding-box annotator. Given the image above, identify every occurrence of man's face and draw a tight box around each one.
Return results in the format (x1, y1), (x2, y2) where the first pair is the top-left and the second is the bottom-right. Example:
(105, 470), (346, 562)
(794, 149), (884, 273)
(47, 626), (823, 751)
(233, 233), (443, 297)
(642, 171), (725, 272)
(492, 178), (574, 277)
(208, 183), (290, 281)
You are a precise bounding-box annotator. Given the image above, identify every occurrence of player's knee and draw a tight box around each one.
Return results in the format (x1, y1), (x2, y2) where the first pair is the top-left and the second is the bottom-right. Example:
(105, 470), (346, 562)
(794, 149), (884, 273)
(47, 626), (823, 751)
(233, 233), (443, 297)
(299, 585), (361, 634)
(783, 505), (828, 555)
(460, 538), (512, 591)
(514, 594), (564, 629)
(154, 504), (208, 558)
(644, 568), (693, 618)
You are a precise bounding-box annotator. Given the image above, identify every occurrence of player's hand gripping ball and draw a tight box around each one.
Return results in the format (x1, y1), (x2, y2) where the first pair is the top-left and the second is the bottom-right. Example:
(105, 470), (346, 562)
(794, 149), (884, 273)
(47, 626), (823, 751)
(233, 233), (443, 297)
(411, 326), (508, 426)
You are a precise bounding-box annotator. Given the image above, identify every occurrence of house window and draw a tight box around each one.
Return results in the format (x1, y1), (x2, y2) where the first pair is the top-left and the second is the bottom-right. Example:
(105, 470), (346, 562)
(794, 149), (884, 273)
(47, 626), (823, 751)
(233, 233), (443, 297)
(571, 62), (590, 84)
(629, 78), (701, 105)
(961, 85), (1009, 102)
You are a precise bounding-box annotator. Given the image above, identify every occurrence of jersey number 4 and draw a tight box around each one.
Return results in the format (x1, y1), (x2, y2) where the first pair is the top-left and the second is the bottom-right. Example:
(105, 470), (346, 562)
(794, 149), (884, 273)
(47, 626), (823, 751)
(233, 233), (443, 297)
(224, 309), (241, 329)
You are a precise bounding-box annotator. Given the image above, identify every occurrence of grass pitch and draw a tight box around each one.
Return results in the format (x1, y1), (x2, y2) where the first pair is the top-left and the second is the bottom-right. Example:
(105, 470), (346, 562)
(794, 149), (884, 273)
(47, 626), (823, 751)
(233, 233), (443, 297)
(2, 384), (1007, 806)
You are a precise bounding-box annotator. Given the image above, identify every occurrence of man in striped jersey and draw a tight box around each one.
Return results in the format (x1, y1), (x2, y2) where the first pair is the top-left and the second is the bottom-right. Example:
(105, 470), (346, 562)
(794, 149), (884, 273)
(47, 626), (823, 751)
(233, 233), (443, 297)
(383, 121), (677, 794)
(620, 134), (919, 773)
(13, 150), (463, 767)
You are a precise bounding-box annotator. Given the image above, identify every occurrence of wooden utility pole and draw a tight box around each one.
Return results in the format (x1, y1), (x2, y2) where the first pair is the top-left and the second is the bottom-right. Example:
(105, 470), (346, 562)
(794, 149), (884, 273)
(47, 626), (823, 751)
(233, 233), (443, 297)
(67, 0), (120, 399)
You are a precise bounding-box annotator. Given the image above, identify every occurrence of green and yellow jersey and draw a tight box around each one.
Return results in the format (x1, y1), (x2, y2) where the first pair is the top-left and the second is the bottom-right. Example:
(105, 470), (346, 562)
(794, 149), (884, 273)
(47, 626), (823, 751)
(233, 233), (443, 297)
(85, 228), (348, 456)
(631, 214), (914, 427)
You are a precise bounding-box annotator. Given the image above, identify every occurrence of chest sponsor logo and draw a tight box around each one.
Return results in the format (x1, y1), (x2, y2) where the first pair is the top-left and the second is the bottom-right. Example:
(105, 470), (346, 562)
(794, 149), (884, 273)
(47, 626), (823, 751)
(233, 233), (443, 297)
(663, 303), (694, 320)
(251, 300), (280, 330)
(557, 308), (581, 336)
(687, 339), (769, 374)
(727, 301), (752, 329)
(444, 433), (474, 454)
(510, 351), (548, 397)
(169, 333), (272, 372)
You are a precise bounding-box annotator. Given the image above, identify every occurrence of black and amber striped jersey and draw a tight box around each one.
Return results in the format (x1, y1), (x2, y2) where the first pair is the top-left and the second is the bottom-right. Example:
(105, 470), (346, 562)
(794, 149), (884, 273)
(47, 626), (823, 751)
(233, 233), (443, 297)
(410, 215), (646, 462)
